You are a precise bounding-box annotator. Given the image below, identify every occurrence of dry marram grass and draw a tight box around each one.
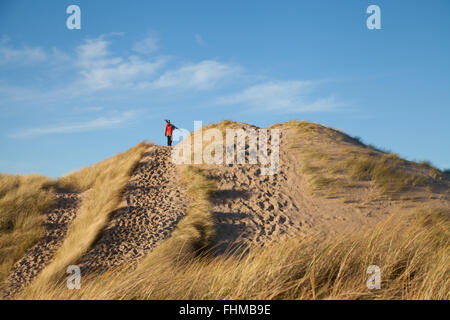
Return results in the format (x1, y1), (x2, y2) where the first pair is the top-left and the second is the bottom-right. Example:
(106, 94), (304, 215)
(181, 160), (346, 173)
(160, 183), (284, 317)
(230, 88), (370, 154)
(2, 121), (448, 300)
(19, 142), (150, 296)
(18, 207), (449, 300)
(0, 174), (55, 289)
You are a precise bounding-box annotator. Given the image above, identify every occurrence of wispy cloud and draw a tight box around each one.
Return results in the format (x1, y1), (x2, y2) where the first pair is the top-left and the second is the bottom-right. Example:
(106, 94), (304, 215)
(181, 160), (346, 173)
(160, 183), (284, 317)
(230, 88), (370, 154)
(1, 34), (345, 120)
(75, 36), (167, 90)
(216, 81), (342, 113)
(133, 34), (159, 54)
(0, 37), (47, 65)
(10, 111), (138, 138)
(76, 37), (122, 69)
(151, 60), (241, 90)
(79, 56), (167, 90)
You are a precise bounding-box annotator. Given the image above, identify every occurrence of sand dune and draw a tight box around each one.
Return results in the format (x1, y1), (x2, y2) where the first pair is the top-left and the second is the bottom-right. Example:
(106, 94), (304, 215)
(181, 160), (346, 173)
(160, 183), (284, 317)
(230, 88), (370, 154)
(1, 120), (448, 298)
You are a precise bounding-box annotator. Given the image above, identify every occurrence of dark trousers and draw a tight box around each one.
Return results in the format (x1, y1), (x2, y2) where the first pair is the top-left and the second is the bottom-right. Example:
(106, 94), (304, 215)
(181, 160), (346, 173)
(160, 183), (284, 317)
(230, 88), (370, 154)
(167, 135), (172, 146)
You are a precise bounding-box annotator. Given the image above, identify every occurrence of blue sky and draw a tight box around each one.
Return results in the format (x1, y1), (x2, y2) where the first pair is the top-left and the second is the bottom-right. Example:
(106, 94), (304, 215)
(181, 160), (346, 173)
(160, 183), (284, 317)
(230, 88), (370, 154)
(0, 0), (449, 177)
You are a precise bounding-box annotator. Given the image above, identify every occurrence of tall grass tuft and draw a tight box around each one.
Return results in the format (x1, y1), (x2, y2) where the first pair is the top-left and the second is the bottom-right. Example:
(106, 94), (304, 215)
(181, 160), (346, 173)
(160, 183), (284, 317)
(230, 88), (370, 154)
(0, 174), (55, 289)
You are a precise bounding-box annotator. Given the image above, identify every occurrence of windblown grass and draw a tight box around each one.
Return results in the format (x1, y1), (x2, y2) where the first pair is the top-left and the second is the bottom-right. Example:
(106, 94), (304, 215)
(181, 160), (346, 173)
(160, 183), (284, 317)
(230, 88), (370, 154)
(18, 163), (217, 299)
(20, 142), (149, 295)
(281, 121), (443, 196)
(57, 142), (149, 191)
(343, 153), (428, 193)
(0, 174), (55, 289)
(19, 207), (449, 300)
(6, 122), (449, 300)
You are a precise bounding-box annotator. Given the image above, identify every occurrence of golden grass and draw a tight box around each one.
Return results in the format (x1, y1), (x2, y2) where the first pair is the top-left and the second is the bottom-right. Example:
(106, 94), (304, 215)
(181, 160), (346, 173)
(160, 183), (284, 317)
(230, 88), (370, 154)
(0, 174), (55, 289)
(4, 121), (449, 300)
(281, 121), (442, 196)
(19, 206), (449, 300)
(18, 163), (217, 299)
(19, 142), (150, 296)
(343, 153), (428, 193)
(57, 142), (148, 192)
(15, 156), (449, 300)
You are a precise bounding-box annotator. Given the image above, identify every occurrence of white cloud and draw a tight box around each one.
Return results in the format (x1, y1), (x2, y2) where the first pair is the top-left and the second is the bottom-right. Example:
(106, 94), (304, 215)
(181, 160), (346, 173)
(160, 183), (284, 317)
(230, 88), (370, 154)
(50, 47), (71, 63)
(77, 38), (109, 60)
(79, 55), (167, 90)
(72, 37), (168, 90)
(152, 60), (240, 90)
(0, 39), (47, 65)
(133, 34), (159, 54)
(76, 37), (122, 69)
(0, 35), (345, 118)
(10, 111), (137, 138)
(217, 81), (341, 113)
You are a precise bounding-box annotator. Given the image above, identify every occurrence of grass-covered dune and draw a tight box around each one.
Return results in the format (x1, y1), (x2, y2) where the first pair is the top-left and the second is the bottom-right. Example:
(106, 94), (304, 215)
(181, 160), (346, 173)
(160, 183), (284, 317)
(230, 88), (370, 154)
(1, 121), (448, 300)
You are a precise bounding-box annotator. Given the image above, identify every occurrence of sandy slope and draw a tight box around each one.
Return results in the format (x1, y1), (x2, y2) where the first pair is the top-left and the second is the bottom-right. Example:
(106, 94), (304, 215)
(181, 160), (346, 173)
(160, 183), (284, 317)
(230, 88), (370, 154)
(207, 128), (306, 253)
(3, 121), (449, 296)
(204, 123), (449, 253)
(206, 125), (372, 253)
(77, 146), (187, 274)
(3, 189), (80, 298)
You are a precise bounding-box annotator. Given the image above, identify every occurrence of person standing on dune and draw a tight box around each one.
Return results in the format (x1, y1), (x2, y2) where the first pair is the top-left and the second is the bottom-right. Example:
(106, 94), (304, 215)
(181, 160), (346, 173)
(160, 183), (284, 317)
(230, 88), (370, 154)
(165, 119), (178, 146)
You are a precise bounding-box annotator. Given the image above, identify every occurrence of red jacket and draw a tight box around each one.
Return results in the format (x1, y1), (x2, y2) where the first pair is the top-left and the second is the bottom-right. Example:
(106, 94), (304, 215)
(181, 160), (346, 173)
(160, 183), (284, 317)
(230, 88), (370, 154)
(165, 123), (174, 136)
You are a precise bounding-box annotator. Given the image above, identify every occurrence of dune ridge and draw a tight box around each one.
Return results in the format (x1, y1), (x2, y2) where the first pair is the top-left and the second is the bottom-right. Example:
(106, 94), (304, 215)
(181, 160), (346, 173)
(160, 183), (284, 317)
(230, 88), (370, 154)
(0, 120), (448, 299)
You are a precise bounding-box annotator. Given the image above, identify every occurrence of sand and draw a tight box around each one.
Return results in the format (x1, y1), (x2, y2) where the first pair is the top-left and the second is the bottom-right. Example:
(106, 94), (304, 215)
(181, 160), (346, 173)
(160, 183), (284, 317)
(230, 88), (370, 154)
(3, 189), (80, 298)
(77, 146), (187, 274)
